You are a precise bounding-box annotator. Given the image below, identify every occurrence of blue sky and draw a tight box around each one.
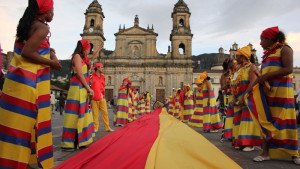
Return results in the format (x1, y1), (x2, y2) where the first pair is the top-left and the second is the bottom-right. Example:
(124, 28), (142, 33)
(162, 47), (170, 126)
(1, 0), (300, 66)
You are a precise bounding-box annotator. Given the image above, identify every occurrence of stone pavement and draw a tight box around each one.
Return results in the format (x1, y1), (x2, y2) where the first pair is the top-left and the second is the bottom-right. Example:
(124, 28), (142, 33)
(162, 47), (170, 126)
(52, 108), (300, 168)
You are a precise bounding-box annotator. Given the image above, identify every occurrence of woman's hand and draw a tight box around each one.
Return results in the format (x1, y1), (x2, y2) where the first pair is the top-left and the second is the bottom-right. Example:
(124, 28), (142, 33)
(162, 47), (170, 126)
(88, 88), (94, 98)
(207, 99), (210, 106)
(50, 59), (62, 70)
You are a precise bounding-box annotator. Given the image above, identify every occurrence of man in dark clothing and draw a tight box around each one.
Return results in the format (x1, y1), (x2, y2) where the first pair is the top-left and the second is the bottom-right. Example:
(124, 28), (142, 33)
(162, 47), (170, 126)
(58, 93), (66, 115)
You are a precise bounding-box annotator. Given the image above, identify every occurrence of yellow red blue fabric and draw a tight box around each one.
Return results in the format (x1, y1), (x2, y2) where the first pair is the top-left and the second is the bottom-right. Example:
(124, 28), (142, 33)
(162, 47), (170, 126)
(61, 60), (94, 148)
(232, 64), (262, 147)
(245, 46), (299, 158)
(182, 90), (194, 122)
(188, 91), (203, 127)
(0, 40), (53, 168)
(114, 87), (129, 126)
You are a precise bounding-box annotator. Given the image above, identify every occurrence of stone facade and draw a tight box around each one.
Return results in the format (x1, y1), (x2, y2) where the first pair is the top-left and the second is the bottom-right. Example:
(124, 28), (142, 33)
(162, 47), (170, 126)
(81, 0), (193, 102)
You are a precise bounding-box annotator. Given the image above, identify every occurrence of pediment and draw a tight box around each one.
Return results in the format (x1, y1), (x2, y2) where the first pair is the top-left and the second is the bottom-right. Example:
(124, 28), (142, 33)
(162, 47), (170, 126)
(118, 27), (156, 35)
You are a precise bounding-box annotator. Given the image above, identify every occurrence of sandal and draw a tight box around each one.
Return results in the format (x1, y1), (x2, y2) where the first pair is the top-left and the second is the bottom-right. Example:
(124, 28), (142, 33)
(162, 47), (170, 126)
(253, 155), (270, 162)
(292, 157), (300, 165)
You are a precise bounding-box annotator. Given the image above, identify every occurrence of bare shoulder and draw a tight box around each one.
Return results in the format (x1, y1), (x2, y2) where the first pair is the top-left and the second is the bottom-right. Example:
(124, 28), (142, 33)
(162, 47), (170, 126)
(281, 45), (293, 56)
(29, 20), (49, 37)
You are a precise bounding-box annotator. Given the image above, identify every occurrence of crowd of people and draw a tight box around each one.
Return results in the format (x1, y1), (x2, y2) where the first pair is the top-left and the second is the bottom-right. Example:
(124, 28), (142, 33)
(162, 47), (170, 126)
(0, 0), (299, 168)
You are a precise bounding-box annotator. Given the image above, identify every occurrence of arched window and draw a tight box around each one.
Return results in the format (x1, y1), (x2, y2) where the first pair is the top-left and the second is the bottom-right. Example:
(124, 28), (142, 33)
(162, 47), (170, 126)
(179, 43), (185, 55)
(179, 19), (184, 26)
(90, 19), (95, 27)
(90, 43), (94, 54)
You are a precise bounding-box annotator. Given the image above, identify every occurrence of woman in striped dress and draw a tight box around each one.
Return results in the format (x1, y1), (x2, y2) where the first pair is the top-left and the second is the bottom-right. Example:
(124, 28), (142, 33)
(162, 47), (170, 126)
(220, 58), (235, 140)
(198, 72), (222, 132)
(231, 46), (262, 151)
(250, 27), (300, 164)
(138, 93), (146, 116)
(145, 92), (151, 114)
(168, 96), (174, 115)
(114, 78), (132, 126)
(0, 0), (62, 168)
(61, 40), (95, 150)
(182, 84), (194, 122)
(188, 78), (203, 127)
(173, 89), (181, 118)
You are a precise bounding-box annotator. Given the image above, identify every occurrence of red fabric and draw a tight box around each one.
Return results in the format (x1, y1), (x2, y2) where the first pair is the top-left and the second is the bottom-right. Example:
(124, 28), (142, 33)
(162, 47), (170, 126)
(93, 62), (103, 70)
(179, 90), (185, 105)
(56, 109), (162, 169)
(261, 26), (279, 40)
(0, 43), (2, 78)
(36, 0), (53, 14)
(81, 55), (91, 70)
(91, 72), (105, 100)
(123, 78), (131, 85)
(79, 40), (91, 51)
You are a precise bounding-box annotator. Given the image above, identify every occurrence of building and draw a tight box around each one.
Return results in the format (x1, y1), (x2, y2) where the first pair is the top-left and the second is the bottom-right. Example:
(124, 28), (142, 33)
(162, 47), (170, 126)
(82, 0), (193, 102)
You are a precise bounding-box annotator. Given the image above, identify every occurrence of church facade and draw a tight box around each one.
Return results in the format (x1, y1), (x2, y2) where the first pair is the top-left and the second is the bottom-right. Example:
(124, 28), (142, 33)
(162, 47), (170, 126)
(81, 0), (194, 102)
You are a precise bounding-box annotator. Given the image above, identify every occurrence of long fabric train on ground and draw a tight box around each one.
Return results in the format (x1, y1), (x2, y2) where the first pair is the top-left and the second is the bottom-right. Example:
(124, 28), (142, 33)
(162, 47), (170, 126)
(56, 108), (241, 169)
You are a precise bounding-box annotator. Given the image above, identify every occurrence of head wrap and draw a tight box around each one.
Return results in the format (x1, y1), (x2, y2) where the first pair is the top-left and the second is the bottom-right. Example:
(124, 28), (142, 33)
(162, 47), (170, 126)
(196, 71), (208, 85)
(184, 84), (191, 88)
(79, 40), (91, 51)
(93, 62), (103, 70)
(261, 26), (279, 40)
(236, 45), (251, 58)
(169, 96), (173, 99)
(36, 0), (54, 14)
(123, 78), (131, 85)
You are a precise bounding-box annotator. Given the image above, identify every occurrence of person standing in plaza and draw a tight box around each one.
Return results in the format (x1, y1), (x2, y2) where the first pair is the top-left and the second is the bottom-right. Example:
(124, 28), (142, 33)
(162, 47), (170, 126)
(50, 91), (56, 114)
(61, 40), (95, 150)
(231, 45), (262, 151)
(197, 72), (222, 132)
(182, 84), (194, 122)
(58, 92), (66, 115)
(90, 62), (114, 132)
(0, 0), (62, 168)
(114, 78), (132, 126)
(246, 27), (300, 164)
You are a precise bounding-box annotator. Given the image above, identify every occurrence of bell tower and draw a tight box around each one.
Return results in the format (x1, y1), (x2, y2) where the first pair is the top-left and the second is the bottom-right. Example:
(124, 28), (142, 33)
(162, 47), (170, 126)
(170, 0), (193, 59)
(81, 0), (106, 57)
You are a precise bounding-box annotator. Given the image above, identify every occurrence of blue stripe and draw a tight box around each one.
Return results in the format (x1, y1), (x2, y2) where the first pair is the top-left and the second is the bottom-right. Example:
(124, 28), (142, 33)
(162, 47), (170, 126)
(37, 126), (52, 137)
(38, 151), (53, 163)
(261, 61), (282, 69)
(273, 122), (298, 130)
(268, 102), (295, 109)
(237, 135), (261, 140)
(0, 100), (37, 119)
(37, 74), (50, 83)
(6, 71), (36, 88)
(269, 81), (293, 88)
(241, 117), (253, 122)
(0, 166), (14, 169)
(38, 48), (50, 55)
(38, 100), (50, 109)
(61, 138), (74, 142)
(269, 142), (298, 150)
(0, 133), (30, 148)
(14, 45), (22, 55)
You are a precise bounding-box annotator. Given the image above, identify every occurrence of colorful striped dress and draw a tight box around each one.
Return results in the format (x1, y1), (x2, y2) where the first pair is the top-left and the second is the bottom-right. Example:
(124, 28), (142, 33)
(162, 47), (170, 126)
(114, 87), (129, 126)
(223, 74), (234, 139)
(232, 64), (262, 147)
(188, 91), (203, 127)
(132, 93), (138, 120)
(61, 60), (94, 149)
(0, 39), (53, 168)
(183, 90), (194, 122)
(201, 82), (223, 132)
(138, 99), (146, 116)
(248, 46), (299, 158)
(173, 96), (180, 118)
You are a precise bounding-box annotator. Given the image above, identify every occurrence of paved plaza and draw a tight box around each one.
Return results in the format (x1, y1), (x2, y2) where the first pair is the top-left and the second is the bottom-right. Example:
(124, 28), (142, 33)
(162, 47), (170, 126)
(52, 108), (300, 169)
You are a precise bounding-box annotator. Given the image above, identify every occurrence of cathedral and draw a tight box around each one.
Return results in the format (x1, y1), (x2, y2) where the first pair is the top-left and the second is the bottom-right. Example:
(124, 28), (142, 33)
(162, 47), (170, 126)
(80, 0), (258, 102)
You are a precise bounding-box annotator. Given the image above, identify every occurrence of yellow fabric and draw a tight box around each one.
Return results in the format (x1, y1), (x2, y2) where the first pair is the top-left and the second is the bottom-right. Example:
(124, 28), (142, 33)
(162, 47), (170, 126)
(188, 92), (203, 127)
(91, 99), (111, 131)
(236, 45), (251, 58)
(145, 108), (241, 169)
(0, 48), (53, 168)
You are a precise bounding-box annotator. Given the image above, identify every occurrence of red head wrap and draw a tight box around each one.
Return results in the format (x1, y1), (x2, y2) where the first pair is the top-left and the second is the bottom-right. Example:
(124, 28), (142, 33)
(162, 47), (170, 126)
(93, 62), (103, 70)
(79, 40), (91, 51)
(123, 78), (131, 85)
(261, 26), (279, 40)
(36, 0), (54, 14)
